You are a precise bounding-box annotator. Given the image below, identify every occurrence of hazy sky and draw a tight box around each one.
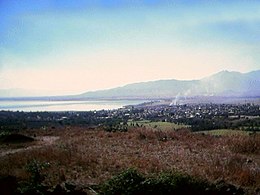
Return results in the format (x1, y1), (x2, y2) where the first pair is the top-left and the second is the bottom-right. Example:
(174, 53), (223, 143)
(0, 0), (260, 95)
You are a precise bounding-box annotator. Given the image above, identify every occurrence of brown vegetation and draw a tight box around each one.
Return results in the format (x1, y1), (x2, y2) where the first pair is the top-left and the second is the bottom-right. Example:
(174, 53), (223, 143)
(0, 127), (259, 193)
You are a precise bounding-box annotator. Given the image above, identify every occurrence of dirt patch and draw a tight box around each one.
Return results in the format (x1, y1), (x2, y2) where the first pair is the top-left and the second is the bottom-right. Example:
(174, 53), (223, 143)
(0, 136), (59, 157)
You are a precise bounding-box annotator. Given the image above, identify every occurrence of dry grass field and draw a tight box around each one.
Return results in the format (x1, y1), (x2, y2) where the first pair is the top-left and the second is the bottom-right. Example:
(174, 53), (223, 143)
(0, 127), (259, 194)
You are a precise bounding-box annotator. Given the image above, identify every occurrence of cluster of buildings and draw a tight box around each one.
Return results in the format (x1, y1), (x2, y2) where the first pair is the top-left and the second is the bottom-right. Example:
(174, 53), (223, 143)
(107, 102), (260, 122)
(0, 102), (259, 131)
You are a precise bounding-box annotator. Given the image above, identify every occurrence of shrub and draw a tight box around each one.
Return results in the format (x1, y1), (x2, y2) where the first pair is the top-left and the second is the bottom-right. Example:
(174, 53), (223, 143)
(18, 159), (50, 194)
(100, 168), (144, 195)
(99, 169), (242, 195)
(141, 172), (211, 195)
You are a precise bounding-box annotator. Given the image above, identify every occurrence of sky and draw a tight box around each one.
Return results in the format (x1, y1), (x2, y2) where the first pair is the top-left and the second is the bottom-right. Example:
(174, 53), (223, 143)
(0, 0), (260, 96)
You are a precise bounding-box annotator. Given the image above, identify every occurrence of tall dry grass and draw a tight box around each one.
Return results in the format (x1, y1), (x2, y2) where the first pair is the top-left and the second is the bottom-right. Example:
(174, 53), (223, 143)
(0, 127), (259, 193)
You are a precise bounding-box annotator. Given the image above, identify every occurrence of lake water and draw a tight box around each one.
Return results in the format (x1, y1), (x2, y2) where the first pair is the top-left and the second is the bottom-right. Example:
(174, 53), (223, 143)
(0, 100), (146, 112)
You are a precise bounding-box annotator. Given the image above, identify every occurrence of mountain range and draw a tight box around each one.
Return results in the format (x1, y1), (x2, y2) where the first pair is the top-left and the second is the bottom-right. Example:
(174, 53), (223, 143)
(78, 70), (260, 99)
(1, 70), (260, 99)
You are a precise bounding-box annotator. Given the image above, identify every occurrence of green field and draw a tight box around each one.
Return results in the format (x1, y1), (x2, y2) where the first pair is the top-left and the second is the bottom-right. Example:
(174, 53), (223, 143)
(128, 120), (189, 131)
(195, 129), (259, 136)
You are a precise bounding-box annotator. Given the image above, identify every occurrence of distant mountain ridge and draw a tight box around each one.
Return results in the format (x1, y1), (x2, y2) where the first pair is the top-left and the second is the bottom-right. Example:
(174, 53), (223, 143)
(0, 70), (259, 99)
(78, 70), (260, 99)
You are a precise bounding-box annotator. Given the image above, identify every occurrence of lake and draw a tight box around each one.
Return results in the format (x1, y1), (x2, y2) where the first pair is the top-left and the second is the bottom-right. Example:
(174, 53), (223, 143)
(0, 100), (146, 112)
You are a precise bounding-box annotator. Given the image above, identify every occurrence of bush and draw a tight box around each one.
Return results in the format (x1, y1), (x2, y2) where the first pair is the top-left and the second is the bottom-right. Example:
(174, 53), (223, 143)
(18, 159), (50, 194)
(99, 169), (242, 195)
(141, 172), (211, 195)
(100, 168), (144, 195)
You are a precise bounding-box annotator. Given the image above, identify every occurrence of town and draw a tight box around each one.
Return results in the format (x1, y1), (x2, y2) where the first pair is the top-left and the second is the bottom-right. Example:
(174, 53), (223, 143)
(1, 102), (259, 132)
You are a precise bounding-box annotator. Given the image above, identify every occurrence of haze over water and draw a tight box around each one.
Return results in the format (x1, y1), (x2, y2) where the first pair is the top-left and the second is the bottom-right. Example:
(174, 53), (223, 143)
(0, 100), (145, 112)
